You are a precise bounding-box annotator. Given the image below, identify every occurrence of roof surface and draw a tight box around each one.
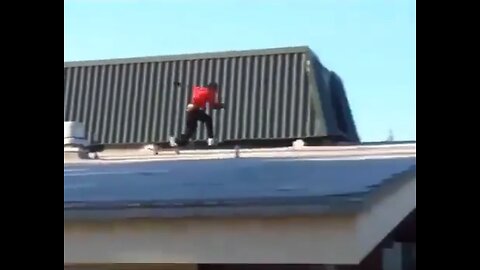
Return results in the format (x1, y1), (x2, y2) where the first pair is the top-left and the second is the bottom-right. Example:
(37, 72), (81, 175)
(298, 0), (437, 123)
(64, 145), (416, 220)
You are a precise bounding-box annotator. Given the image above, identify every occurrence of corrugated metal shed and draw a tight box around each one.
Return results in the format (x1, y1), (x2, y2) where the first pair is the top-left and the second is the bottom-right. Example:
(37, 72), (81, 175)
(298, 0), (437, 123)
(64, 46), (359, 145)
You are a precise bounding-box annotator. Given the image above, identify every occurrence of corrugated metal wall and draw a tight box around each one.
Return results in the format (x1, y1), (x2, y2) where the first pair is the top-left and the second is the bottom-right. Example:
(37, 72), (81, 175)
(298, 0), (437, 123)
(328, 71), (359, 142)
(64, 47), (356, 145)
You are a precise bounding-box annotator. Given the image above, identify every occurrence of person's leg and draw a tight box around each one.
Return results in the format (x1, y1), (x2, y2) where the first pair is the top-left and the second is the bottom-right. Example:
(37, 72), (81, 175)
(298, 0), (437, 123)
(171, 109), (199, 147)
(197, 110), (214, 138)
(197, 110), (215, 146)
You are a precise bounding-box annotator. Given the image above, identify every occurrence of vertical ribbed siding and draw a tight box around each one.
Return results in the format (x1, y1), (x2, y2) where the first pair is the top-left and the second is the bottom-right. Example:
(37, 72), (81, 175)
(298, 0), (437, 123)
(64, 50), (331, 145)
(329, 71), (359, 142)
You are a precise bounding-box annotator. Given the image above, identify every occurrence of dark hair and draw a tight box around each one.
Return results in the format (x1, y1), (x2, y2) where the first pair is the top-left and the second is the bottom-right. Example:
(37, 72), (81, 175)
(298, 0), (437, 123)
(207, 82), (218, 89)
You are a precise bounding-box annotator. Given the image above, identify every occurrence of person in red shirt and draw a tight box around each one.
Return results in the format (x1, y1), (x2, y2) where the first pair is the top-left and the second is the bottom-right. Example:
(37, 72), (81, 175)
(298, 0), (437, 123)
(169, 82), (224, 147)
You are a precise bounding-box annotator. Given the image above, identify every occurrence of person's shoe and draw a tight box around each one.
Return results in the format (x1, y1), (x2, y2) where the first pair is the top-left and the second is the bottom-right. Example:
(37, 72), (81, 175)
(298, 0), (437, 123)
(169, 136), (178, 147)
(207, 138), (215, 146)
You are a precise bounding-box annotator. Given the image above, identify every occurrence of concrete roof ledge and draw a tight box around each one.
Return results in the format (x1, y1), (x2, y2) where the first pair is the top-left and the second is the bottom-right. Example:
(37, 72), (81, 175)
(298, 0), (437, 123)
(65, 142), (416, 164)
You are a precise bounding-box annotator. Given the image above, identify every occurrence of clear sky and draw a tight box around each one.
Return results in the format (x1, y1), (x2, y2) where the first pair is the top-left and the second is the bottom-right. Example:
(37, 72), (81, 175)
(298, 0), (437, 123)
(64, 0), (416, 142)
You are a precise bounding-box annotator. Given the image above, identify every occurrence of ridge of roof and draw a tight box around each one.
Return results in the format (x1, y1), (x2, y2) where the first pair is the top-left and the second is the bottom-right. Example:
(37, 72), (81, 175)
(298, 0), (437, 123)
(64, 46), (311, 67)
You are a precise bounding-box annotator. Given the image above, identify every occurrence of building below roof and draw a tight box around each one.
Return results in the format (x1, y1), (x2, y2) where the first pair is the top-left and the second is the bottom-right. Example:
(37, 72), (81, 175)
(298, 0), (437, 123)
(64, 142), (416, 267)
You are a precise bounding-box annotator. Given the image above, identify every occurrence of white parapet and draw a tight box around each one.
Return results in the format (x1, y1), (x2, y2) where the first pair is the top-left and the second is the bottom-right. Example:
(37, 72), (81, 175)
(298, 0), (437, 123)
(64, 121), (89, 147)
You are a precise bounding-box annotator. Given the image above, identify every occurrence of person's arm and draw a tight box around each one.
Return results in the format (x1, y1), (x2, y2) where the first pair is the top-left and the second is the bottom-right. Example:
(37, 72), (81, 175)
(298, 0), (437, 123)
(209, 90), (224, 109)
(185, 86), (199, 112)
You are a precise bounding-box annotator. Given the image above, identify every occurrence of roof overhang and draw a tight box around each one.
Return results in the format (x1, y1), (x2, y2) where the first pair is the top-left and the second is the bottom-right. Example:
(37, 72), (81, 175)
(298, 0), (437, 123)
(64, 170), (415, 264)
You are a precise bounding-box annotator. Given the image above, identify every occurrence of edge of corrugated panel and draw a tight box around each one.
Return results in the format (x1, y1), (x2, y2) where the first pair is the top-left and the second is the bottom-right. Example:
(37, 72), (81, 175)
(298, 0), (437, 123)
(64, 46), (311, 67)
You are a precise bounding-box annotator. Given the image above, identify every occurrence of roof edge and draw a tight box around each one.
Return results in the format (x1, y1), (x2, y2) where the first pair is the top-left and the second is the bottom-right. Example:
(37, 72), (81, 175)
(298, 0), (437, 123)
(64, 46), (311, 67)
(362, 164), (416, 208)
(64, 200), (363, 222)
(65, 142), (416, 165)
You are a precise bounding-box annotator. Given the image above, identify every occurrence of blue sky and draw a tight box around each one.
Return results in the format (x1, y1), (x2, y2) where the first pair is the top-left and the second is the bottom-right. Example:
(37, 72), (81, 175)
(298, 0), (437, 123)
(64, 0), (416, 142)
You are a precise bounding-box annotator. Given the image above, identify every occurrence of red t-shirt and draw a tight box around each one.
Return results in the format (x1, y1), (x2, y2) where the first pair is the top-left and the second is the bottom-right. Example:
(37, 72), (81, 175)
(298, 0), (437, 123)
(191, 86), (216, 109)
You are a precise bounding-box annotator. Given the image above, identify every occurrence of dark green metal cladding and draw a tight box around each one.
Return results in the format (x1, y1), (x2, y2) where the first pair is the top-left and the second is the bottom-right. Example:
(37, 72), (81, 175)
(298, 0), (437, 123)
(64, 46), (359, 145)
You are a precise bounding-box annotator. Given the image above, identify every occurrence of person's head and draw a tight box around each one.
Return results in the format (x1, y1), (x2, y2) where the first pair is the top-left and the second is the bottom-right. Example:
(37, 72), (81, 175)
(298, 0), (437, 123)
(206, 82), (218, 91)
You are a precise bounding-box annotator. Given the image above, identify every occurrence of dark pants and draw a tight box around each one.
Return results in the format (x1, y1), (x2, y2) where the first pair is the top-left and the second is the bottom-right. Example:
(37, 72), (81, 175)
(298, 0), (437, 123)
(175, 108), (214, 146)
